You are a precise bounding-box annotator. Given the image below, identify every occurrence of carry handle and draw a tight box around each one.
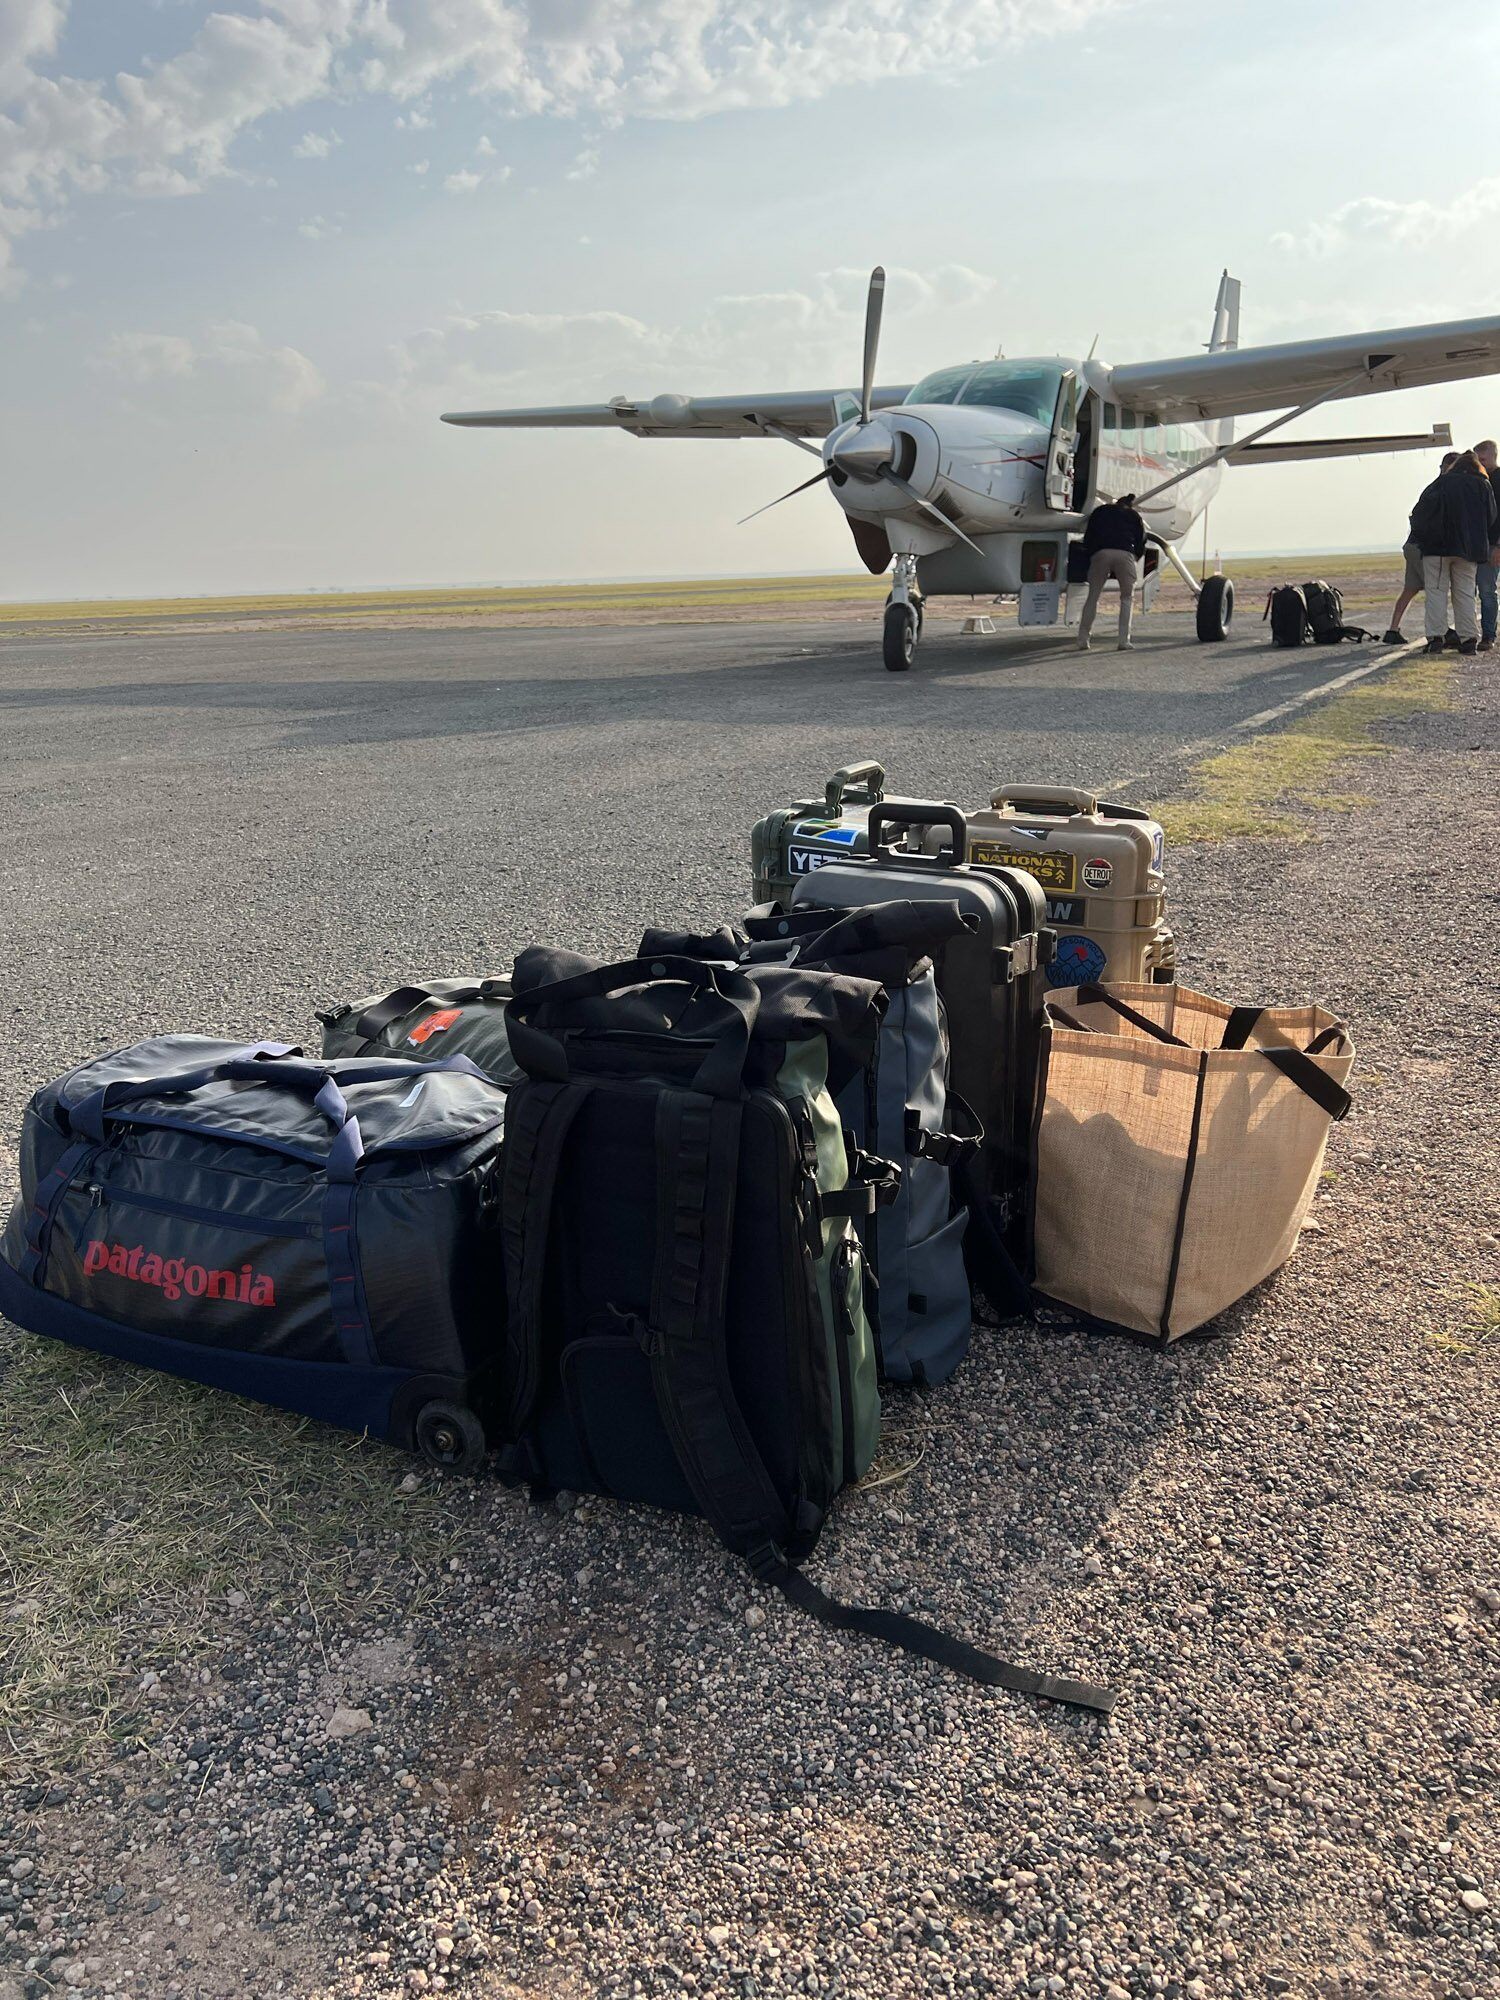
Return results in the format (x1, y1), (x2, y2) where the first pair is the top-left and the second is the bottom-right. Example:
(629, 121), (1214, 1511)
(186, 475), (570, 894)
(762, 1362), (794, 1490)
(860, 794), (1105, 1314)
(67, 1048), (492, 1178)
(352, 979), (507, 1043)
(506, 956), (759, 1099)
(67, 1040), (298, 1142)
(1054, 988), (1353, 1122)
(824, 759), (886, 817)
(989, 782), (1099, 817)
(870, 802), (968, 868)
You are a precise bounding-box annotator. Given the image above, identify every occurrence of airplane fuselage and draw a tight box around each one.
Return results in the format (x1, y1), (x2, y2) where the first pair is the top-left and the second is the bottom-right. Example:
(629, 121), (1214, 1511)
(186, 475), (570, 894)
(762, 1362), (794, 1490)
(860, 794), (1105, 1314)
(822, 355), (1222, 595)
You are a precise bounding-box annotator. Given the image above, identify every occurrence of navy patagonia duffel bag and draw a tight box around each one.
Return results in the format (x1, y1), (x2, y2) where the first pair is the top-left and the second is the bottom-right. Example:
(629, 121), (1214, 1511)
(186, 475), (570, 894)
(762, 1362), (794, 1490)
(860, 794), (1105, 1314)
(0, 1038), (507, 1468)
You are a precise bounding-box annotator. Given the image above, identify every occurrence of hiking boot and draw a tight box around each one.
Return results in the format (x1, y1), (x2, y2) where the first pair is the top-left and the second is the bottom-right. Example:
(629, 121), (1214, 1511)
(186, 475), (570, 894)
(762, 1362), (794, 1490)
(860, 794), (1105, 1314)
(1381, 628), (1405, 644)
(1117, 641), (1136, 651)
(1480, 638), (1495, 652)
(1459, 637), (1479, 655)
(1076, 638), (1091, 652)
(1444, 628), (1461, 649)
(1424, 637), (1445, 653)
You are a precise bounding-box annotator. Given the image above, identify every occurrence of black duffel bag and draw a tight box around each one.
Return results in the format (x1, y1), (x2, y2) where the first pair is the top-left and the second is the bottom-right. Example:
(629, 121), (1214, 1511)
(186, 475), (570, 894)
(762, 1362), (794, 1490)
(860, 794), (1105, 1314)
(0, 1037), (507, 1468)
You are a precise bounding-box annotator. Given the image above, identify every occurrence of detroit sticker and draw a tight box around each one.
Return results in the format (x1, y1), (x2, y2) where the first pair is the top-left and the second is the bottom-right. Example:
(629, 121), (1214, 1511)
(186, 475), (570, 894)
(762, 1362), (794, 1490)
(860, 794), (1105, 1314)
(1081, 855), (1114, 891)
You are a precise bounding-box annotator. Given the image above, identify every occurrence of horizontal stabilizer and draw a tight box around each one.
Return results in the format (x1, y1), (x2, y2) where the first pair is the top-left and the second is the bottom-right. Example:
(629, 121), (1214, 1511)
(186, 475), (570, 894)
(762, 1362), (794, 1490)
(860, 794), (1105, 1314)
(1229, 423), (1453, 466)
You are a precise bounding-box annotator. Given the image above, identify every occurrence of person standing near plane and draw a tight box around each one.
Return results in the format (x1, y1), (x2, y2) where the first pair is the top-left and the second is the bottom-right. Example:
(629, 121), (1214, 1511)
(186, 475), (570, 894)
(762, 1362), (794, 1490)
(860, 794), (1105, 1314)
(1076, 493), (1146, 652)
(1407, 449), (1497, 655)
(1473, 438), (1500, 652)
(1383, 449), (1457, 643)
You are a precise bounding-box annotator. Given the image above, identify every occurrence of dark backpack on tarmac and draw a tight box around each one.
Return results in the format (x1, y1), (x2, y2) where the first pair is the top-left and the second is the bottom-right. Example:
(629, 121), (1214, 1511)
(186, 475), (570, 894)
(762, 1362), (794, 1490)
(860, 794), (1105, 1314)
(640, 899), (981, 1387)
(1266, 585), (1311, 647)
(1302, 578), (1371, 644)
(498, 951), (1113, 1714)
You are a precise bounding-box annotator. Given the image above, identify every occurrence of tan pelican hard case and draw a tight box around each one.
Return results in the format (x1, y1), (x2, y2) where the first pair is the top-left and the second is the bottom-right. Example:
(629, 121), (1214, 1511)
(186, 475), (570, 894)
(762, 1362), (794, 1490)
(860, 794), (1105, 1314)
(938, 784), (1176, 987)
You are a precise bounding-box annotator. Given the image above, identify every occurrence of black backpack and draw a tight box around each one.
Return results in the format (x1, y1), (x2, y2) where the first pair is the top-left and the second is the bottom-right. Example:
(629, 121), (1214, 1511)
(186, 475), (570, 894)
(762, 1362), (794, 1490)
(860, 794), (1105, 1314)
(1303, 578), (1371, 644)
(1266, 585), (1310, 647)
(498, 950), (1114, 1713)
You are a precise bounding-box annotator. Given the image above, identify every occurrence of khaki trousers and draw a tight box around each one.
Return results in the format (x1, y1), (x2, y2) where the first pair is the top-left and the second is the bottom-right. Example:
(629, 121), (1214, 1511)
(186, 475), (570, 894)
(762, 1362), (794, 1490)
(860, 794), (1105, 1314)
(1078, 550), (1138, 645)
(1422, 555), (1477, 641)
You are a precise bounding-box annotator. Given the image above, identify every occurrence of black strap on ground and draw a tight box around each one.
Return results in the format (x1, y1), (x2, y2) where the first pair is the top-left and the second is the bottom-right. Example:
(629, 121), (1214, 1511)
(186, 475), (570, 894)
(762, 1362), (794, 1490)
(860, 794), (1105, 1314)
(752, 1549), (1116, 1716)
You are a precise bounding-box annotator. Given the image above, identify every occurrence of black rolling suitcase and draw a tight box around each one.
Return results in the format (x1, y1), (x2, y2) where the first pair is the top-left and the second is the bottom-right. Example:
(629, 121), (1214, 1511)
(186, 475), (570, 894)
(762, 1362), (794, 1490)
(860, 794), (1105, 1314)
(789, 804), (1050, 1304)
(0, 1038), (507, 1468)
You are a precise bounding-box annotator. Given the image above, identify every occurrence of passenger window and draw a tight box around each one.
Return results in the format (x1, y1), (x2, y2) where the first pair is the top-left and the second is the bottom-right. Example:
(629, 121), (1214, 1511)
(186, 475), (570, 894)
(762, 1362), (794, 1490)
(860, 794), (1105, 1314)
(1103, 403), (1119, 435)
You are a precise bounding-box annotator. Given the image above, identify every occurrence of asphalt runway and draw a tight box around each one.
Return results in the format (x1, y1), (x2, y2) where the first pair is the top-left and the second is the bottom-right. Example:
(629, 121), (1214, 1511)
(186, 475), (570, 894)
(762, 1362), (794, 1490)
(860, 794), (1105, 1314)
(0, 609), (1403, 1096)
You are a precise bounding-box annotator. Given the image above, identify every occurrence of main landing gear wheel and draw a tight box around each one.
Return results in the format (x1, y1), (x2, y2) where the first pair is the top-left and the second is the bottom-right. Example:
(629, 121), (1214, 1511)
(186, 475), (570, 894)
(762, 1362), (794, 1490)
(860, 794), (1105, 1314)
(883, 601), (918, 671)
(1195, 573), (1234, 642)
(414, 1400), (487, 1473)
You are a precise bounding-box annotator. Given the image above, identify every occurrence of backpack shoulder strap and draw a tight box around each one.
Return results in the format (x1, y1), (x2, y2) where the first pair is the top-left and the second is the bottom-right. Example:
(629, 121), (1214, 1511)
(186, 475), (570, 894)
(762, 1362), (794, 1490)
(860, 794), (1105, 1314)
(501, 1077), (594, 1437)
(643, 1087), (795, 1553)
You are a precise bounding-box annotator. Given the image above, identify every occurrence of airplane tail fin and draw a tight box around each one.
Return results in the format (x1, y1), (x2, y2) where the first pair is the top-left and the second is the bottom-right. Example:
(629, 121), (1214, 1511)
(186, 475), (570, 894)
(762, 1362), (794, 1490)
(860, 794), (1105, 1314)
(1209, 270), (1241, 447)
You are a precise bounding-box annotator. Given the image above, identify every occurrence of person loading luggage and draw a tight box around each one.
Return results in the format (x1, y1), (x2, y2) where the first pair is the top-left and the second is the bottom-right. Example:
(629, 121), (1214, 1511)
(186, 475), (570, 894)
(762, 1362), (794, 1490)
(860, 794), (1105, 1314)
(1383, 449), (1458, 643)
(1076, 493), (1146, 652)
(1407, 448), (1497, 654)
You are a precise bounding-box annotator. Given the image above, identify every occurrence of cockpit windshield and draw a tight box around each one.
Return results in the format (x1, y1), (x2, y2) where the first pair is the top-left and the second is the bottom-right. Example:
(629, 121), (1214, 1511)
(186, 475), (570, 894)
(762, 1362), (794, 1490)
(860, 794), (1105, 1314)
(904, 359), (1067, 426)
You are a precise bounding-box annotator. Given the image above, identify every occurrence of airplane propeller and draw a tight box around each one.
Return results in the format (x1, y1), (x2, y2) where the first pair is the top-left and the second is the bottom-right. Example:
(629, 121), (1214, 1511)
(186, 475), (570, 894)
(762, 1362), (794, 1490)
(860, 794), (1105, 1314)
(740, 261), (979, 554)
(860, 264), (885, 426)
(737, 465), (832, 525)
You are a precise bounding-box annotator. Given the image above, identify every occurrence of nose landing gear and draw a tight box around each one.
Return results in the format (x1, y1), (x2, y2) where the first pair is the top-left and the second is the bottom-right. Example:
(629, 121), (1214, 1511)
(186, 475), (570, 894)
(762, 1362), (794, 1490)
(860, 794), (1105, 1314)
(883, 554), (924, 672)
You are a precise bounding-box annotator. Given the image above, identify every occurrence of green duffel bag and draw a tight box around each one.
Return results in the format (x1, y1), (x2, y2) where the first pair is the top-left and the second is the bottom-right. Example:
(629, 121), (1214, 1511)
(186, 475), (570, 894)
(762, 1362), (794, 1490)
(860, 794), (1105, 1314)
(319, 979), (522, 1089)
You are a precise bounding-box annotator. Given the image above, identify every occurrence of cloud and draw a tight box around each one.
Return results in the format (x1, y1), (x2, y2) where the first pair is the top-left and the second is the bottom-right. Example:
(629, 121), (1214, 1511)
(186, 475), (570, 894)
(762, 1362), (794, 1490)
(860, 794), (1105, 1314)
(0, 1), (1126, 282)
(394, 263), (999, 406)
(443, 167), (482, 194)
(394, 107), (433, 130)
(1274, 178), (1500, 256)
(476, 133), (495, 155)
(292, 128), (339, 158)
(96, 320), (325, 414)
(297, 212), (340, 238)
(408, 157), (429, 174)
(567, 144), (599, 181)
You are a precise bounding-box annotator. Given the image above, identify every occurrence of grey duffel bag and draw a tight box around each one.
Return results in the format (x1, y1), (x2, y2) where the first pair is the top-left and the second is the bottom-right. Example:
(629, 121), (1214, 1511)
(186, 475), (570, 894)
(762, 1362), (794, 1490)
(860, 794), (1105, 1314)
(319, 979), (522, 1089)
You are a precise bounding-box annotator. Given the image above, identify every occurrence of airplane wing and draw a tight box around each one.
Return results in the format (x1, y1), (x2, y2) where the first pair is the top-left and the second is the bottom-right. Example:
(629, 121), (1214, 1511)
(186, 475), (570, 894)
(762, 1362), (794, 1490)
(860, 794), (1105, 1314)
(1110, 314), (1500, 421)
(441, 385), (913, 440)
(1228, 423), (1453, 466)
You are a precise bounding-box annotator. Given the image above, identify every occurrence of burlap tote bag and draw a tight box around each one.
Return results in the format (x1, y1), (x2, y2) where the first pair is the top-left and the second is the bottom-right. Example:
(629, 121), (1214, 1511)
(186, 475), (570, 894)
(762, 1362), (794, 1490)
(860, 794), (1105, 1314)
(1031, 984), (1353, 1340)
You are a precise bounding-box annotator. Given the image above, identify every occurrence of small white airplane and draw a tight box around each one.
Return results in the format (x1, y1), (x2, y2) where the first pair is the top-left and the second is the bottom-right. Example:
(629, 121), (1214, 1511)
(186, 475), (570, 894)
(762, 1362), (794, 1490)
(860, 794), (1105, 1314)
(442, 271), (1498, 671)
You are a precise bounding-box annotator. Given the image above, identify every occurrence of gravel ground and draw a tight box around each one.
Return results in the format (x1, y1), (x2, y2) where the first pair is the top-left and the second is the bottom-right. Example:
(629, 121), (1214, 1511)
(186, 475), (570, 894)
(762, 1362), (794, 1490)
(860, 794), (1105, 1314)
(0, 623), (1496, 2000)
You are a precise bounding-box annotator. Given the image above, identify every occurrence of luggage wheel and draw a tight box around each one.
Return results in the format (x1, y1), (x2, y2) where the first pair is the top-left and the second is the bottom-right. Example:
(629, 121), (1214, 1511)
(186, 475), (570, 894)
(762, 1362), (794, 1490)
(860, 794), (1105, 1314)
(414, 1399), (488, 1473)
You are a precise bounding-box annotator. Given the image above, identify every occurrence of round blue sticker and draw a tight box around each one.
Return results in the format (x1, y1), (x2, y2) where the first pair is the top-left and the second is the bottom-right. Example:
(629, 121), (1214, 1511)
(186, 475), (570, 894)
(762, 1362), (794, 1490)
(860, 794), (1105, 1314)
(1047, 935), (1108, 988)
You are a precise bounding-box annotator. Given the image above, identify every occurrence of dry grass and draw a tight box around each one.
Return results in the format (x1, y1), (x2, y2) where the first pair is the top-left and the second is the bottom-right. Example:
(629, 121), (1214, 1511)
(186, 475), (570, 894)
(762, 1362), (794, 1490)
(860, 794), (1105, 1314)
(1148, 650), (1457, 842)
(0, 1334), (474, 1771)
(0, 573), (887, 629)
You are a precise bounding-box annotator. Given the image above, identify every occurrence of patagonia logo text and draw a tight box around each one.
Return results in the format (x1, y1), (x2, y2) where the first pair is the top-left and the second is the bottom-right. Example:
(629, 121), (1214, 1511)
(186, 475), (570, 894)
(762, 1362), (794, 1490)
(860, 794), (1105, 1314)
(81, 1238), (277, 1307)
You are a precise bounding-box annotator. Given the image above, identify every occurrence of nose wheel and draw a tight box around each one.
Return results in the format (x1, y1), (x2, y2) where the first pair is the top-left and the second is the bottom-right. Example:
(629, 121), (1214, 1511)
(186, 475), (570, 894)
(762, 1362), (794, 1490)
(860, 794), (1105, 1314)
(883, 556), (923, 672)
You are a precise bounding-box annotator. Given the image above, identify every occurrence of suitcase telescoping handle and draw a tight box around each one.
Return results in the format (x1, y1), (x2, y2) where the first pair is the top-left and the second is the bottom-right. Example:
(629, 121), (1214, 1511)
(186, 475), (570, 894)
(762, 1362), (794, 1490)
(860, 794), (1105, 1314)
(506, 956), (759, 1099)
(869, 801), (968, 869)
(823, 759), (885, 817)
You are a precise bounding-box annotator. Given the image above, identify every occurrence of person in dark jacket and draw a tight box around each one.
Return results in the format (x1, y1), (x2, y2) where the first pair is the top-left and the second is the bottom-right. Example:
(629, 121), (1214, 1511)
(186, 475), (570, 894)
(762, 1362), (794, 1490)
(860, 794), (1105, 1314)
(1473, 438), (1500, 651)
(1076, 494), (1147, 651)
(1383, 449), (1457, 642)
(1408, 449), (1498, 653)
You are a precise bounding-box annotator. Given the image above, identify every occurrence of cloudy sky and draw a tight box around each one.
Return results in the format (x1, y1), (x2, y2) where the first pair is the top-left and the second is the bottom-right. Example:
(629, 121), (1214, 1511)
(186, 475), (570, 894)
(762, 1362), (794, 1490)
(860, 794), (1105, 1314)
(5, 0), (1500, 599)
